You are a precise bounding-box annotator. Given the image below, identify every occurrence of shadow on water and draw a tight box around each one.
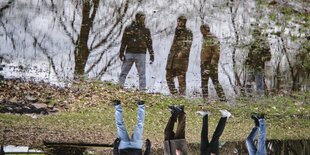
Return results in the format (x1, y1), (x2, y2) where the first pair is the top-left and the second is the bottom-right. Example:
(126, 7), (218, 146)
(1, 140), (310, 155)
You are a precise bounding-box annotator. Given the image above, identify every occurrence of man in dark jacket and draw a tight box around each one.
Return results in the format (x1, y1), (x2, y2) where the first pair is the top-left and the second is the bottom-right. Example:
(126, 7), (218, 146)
(119, 12), (155, 90)
(200, 24), (226, 101)
(166, 16), (193, 95)
(164, 105), (188, 155)
(196, 109), (231, 155)
(112, 100), (147, 155)
(245, 27), (271, 96)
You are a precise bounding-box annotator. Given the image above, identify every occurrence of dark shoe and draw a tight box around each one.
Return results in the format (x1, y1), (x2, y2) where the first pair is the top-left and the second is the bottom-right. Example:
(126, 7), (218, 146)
(257, 113), (265, 119)
(112, 100), (121, 106)
(251, 113), (260, 127)
(168, 105), (181, 116)
(176, 105), (184, 112)
(136, 100), (145, 105)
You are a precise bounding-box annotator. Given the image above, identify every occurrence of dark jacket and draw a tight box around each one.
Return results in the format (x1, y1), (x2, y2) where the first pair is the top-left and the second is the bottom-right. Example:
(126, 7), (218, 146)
(164, 139), (188, 155)
(245, 34), (271, 72)
(201, 34), (220, 66)
(119, 22), (154, 56)
(166, 28), (193, 70)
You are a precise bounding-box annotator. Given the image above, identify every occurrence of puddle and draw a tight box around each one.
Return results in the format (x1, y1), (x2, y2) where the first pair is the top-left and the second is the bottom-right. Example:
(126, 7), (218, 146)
(1, 145), (43, 154)
(2, 140), (309, 155)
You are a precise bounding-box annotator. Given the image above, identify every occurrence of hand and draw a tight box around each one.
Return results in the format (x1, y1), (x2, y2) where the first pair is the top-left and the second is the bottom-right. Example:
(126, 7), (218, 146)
(145, 139), (151, 150)
(119, 53), (125, 61)
(113, 138), (120, 149)
(150, 55), (154, 64)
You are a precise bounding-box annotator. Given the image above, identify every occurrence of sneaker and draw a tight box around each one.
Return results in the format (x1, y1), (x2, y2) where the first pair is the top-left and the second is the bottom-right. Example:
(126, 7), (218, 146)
(196, 111), (209, 117)
(251, 113), (260, 127)
(220, 110), (231, 118)
(112, 100), (121, 106)
(136, 100), (145, 105)
(176, 105), (184, 112)
(168, 105), (181, 116)
(257, 113), (265, 119)
(251, 113), (265, 120)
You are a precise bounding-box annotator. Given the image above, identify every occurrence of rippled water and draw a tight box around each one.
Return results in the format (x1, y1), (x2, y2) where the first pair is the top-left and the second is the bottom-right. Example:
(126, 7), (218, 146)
(2, 140), (309, 155)
(0, 0), (309, 98)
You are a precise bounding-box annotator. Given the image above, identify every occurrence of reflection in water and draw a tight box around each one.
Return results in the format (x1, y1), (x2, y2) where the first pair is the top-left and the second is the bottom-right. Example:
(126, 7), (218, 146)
(3, 140), (309, 155)
(0, 0), (309, 97)
(200, 24), (226, 101)
(118, 12), (155, 91)
(1, 145), (43, 154)
(45, 146), (86, 155)
(245, 27), (272, 97)
(166, 16), (193, 96)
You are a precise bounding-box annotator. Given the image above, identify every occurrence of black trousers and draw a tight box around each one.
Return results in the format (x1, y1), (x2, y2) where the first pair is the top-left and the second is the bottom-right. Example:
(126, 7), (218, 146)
(164, 112), (186, 140)
(200, 115), (227, 155)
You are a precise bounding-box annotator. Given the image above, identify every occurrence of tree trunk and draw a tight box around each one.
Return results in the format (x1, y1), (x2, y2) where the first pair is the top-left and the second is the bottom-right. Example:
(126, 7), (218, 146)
(74, 0), (100, 77)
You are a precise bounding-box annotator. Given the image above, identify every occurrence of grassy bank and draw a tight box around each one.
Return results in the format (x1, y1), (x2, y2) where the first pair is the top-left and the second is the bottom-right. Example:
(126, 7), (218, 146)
(0, 80), (310, 149)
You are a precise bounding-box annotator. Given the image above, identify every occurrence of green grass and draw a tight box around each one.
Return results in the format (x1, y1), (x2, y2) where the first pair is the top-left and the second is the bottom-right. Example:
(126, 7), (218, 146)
(0, 81), (310, 149)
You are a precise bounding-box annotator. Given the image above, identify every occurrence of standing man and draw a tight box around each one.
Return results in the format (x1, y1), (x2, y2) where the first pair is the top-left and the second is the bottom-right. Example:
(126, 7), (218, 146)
(200, 24), (226, 101)
(245, 27), (271, 96)
(166, 16), (193, 95)
(119, 12), (155, 91)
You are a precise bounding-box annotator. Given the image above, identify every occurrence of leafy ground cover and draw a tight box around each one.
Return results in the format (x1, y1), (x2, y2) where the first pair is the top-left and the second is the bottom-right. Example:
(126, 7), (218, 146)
(0, 79), (309, 150)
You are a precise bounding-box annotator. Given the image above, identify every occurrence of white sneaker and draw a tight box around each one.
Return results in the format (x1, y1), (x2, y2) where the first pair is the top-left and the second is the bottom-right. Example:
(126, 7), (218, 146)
(196, 111), (209, 117)
(220, 110), (231, 118)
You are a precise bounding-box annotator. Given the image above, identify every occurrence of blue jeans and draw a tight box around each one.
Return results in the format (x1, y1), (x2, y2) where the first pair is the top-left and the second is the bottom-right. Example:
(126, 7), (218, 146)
(115, 104), (145, 149)
(119, 53), (146, 90)
(246, 70), (265, 96)
(246, 119), (267, 155)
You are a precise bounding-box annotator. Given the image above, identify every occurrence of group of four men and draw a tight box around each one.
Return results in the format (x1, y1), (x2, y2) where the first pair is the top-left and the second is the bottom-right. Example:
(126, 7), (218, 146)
(112, 100), (267, 155)
(118, 12), (271, 100)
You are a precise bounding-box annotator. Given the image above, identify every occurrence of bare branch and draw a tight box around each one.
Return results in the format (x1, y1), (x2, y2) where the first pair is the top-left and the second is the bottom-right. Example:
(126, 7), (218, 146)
(0, 0), (14, 15)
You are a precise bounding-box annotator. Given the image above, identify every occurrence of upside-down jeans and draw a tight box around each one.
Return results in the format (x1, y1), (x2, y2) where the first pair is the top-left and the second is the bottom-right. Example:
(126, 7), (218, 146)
(115, 104), (145, 149)
(246, 119), (267, 155)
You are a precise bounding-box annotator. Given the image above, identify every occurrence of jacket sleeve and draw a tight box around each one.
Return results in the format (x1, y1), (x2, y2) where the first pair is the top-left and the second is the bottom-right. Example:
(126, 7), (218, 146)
(119, 27), (129, 55)
(145, 29), (154, 56)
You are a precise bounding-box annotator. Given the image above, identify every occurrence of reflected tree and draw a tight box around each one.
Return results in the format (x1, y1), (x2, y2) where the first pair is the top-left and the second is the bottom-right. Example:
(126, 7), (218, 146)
(0, 0), (14, 16)
(264, 1), (310, 92)
(52, 0), (133, 78)
(73, 0), (101, 76)
(0, 0), (15, 50)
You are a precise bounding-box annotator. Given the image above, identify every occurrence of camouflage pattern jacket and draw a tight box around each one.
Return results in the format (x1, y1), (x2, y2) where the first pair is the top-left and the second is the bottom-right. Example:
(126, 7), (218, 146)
(200, 34), (220, 66)
(245, 36), (271, 72)
(166, 28), (193, 70)
(119, 22), (154, 56)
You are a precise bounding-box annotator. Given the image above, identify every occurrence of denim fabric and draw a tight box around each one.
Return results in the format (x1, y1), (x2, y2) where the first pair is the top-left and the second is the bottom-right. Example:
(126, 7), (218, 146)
(119, 53), (146, 90)
(255, 72), (264, 96)
(115, 104), (145, 149)
(246, 119), (267, 155)
(246, 70), (265, 96)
